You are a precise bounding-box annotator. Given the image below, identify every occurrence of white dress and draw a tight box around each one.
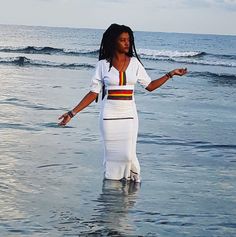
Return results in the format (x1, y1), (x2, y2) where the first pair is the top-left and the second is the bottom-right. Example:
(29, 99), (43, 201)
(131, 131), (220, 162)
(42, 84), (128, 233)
(90, 57), (151, 181)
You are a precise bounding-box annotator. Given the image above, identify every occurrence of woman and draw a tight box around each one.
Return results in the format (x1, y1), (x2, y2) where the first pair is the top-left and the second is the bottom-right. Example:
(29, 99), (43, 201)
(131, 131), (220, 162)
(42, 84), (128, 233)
(58, 24), (187, 182)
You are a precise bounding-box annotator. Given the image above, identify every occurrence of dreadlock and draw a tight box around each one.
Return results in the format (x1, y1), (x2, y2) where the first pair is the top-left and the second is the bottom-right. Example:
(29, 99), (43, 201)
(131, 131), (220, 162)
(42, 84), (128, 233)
(99, 23), (142, 69)
(96, 24), (142, 102)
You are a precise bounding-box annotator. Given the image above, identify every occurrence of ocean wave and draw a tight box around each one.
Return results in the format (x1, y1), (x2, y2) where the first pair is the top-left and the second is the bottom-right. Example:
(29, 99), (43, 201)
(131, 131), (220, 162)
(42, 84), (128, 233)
(211, 53), (236, 60)
(0, 46), (99, 56)
(190, 71), (236, 80)
(141, 56), (236, 67)
(0, 56), (95, 69)
(138, 49), (236, 67)
(1, 46), (235, 68)
(172, 58), (236, 67)
(138, 48), (236, 60)
(138, 49), (206, 58)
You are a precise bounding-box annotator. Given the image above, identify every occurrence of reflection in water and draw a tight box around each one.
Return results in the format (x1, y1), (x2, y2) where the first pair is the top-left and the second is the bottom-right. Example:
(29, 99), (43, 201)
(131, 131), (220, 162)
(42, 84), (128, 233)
(88, 180), (141, 236)
(53, 180), (141, 236)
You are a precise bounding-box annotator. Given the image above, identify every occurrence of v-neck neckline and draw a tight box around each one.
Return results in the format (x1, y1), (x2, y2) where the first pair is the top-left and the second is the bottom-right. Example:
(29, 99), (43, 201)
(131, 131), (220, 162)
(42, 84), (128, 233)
(112, 57), (132, 73)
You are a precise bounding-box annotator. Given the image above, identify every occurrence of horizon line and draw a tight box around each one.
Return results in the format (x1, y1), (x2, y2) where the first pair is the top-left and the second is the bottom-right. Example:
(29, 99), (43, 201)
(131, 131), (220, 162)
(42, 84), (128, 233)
(0, 23), (236, 37)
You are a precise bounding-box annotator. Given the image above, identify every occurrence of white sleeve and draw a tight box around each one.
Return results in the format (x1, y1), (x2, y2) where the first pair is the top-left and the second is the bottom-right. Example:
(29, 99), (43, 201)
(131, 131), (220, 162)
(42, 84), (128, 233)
(136, 59), (152, 88)
(90, 61), (103, 93)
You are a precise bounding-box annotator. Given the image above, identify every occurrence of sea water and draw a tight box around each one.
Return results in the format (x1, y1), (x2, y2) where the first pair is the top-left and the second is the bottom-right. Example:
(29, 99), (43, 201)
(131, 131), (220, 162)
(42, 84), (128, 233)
(0, 24), (236, 236)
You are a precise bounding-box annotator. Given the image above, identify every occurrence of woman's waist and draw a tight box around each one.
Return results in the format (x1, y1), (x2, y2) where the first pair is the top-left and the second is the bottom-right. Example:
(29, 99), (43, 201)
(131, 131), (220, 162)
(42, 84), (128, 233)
(105, 85), (135, 101)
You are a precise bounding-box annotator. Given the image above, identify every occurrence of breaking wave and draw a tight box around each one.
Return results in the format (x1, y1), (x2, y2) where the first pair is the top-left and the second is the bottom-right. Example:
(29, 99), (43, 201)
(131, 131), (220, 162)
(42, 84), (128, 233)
(0, 56), (95, 69)
(0, 46), (99, 56)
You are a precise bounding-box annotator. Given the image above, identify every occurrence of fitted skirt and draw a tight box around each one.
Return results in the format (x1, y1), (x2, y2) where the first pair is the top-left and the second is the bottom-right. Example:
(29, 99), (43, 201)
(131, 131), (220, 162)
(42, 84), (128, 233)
(99, 99), (140, 181)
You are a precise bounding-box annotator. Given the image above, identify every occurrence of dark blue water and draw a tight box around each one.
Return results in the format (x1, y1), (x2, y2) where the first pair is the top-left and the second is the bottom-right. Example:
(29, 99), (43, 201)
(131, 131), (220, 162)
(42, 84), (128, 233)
(0, 24), (236, 236)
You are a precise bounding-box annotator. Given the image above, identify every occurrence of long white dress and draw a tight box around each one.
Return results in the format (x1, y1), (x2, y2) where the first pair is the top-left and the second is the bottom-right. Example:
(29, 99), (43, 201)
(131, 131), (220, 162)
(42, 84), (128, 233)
(90, 57), (151, 181)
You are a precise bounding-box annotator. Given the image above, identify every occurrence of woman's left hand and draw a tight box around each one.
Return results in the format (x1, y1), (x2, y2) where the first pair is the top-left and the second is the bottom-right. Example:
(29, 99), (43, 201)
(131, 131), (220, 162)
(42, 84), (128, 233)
(172, 68), (188, 77)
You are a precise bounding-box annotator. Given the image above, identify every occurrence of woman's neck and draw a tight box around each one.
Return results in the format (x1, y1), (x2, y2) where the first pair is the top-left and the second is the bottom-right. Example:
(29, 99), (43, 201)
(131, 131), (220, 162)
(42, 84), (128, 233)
(113, 52), (127, 61)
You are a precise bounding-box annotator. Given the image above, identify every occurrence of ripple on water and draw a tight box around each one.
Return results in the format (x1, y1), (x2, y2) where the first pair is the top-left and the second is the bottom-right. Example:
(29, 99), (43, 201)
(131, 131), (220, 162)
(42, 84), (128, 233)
(37, 163), (74, 169)
(138, 133), (236, 154)
(0, 221), (52, 235)
(195, 144), (236, 150)
(39, 122), (75, 129)
(0, 97), (61, 111)
(0, 122), (41, 131)
(216, 222), (236, 228)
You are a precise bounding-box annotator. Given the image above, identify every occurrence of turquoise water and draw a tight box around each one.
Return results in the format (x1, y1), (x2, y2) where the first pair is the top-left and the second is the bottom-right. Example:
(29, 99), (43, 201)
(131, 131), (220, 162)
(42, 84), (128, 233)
(0, 24), (236, 236)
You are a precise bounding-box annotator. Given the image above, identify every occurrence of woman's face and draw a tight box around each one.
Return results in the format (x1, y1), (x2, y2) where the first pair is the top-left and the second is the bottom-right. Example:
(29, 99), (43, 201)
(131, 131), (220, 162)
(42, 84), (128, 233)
(115, 32), (130, 54)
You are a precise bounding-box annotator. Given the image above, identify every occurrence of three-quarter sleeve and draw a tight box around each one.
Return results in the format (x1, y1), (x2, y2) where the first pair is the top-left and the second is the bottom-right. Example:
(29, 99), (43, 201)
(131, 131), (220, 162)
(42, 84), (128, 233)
(90, 61), (103, 93)
(136, 59), (152, 88)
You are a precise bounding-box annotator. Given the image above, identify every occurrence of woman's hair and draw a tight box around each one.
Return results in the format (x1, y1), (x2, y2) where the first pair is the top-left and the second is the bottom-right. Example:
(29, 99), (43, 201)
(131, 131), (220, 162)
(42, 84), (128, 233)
(99, 23), (142, 69)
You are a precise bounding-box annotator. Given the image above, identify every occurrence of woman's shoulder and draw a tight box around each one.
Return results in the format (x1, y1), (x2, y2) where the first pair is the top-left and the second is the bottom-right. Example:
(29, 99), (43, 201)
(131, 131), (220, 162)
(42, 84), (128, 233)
(97, 59), (110, 68)
(130, 57), (143, 68)
(131, 56), (141, 64)
(98, 58), (107, 62)
(98, 59), (109, 64)
(93, 59), (109, 71)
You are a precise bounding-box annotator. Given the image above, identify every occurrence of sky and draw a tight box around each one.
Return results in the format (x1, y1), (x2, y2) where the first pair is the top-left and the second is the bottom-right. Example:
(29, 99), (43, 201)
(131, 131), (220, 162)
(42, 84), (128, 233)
(0, 0), (236, 35)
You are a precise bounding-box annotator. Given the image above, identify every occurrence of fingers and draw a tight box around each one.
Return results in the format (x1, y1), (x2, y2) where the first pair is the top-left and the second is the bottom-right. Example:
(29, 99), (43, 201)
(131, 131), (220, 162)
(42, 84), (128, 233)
(58, 113), (68, 126)
(58, 121), (64, 126)
(178, 68), (187, 75)
(183, 68), (188, 75)
(58, 112), (72, 127)
(58, 118), (67, 126)
(58, 113), (67, 120)
(58, 121), (66, 126)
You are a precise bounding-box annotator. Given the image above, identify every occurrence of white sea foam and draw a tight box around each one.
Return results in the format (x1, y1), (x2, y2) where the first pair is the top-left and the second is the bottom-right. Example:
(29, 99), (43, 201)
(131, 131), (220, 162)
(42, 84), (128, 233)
(137, 49), (204, 58)
(137, 48), (236, 67)
(171, 57), (236, 67)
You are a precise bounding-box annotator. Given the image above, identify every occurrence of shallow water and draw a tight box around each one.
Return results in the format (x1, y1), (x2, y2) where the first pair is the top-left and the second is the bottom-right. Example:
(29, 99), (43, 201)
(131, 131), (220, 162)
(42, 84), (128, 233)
(0, 25), (236, 236)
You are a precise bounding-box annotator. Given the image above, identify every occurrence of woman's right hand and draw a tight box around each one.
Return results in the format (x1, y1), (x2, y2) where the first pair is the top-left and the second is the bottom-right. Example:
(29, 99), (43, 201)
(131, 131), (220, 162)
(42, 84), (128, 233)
(57, 91), (97, 126)
(58, 113), (72, 126)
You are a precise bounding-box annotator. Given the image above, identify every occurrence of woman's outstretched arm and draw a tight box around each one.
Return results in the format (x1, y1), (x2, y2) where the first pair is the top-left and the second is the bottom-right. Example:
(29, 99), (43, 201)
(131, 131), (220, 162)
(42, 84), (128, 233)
(58, 91), (98, 126)
(145, 68), (187, 92)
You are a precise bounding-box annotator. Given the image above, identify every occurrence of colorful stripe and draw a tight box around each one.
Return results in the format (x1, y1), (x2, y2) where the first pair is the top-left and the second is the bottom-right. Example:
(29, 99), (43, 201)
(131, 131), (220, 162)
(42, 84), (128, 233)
(107, 89), (133, 100)
(119, 71), (127, 86)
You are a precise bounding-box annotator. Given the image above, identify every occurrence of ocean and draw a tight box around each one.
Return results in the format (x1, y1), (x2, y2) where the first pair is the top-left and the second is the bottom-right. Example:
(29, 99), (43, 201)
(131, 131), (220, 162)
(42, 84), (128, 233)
(0, 24), (236, 236)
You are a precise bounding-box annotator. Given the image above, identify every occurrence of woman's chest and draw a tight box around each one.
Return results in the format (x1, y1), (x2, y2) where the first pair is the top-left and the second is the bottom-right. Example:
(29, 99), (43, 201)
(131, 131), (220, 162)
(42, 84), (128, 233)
(103, 67), (137, 86)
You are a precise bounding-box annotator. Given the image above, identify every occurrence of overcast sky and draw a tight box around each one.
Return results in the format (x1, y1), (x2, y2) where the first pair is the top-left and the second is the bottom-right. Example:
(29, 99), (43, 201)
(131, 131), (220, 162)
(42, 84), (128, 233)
(0, 0), (235, 35)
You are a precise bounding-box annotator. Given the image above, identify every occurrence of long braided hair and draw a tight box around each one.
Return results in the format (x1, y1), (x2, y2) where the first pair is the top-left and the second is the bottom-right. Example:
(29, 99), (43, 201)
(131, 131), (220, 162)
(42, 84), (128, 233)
(99, 23), (142, 69)
(96, 24), (142, 102)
